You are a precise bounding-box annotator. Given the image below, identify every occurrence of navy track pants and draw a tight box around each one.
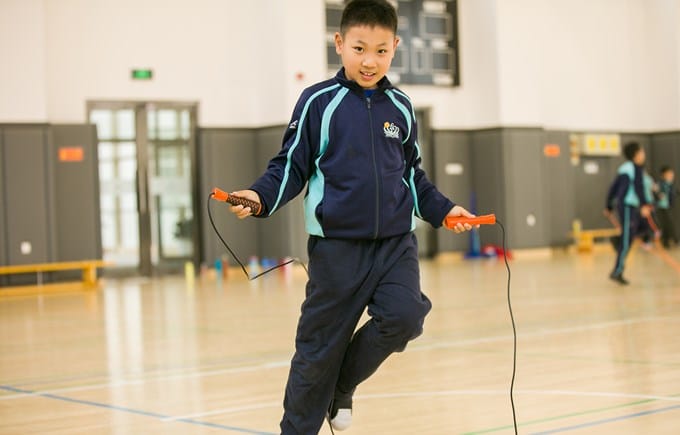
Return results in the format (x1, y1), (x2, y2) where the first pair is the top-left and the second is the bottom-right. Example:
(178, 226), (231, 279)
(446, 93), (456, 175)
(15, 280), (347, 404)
(612, 205), (641, 276)
(279, 233), (432, 434)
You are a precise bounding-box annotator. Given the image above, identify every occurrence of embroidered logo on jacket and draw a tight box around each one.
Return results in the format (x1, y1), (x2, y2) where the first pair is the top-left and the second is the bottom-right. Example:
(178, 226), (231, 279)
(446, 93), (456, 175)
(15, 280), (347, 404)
(289, 120), (298, 130)
(383, 122), (400, 139)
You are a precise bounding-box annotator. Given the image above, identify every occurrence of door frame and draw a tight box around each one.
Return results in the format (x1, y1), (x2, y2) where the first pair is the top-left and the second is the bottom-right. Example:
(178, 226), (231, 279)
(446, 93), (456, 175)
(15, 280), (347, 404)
(87, 100), (201, 276)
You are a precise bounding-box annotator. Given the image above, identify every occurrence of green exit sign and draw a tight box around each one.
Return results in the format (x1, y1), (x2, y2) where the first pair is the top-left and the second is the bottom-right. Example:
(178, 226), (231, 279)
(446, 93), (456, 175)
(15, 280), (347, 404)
(131, 69), (153, 80)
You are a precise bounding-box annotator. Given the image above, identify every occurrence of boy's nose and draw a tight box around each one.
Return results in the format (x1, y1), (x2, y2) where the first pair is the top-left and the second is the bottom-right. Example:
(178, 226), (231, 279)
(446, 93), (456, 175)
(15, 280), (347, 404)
(361, 56), (376, 67)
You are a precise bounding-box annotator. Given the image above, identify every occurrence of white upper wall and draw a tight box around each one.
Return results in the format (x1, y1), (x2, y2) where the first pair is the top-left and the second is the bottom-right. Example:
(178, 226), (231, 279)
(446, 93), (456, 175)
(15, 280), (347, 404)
(495, 0), (680, 131)
(1, 0), (678, 131)
(42, 0), (289, 126)
(0, 0), (47, 122)
(637, 0), (680, 131)
(278, 0), (327, 125)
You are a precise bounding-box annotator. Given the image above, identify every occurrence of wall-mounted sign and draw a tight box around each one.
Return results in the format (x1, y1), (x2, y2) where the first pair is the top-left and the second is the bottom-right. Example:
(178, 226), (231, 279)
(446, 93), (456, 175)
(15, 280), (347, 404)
(58, 147), (84, 162)
(445, 162), (464, 175)
(131, 69), (153, 80)
(543, 144), (561, 157)
(581, 134), (620, 156)
(583, 160), (600, 174)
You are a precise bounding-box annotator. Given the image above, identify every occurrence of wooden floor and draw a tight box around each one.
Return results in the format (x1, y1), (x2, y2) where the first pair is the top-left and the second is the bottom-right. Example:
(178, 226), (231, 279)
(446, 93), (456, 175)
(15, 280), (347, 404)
(1, 245), (680, 434)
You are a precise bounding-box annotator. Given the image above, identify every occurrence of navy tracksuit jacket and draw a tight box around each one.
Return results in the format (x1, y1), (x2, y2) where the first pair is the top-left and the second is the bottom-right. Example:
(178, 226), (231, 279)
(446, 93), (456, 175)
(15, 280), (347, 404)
(250, 69), (454, 238)
(249, 69), (455, 434)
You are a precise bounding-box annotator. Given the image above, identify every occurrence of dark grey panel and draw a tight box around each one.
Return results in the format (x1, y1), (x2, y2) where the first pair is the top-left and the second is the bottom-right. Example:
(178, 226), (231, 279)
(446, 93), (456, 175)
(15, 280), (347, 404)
(575, 156), (622, 230)
(49, 124), (101, 279)
(433, 130), (471, 252)
(471, 129), (505, 247)
(649, 132), (679, 175)
(650, 132), (680, 238)
(413, 110), (437, 257)
(543, 131), (574, 246)
(2, 126), (50, 284)
(502, 128), (550, 248)
(199, 129), (260, 268)
(193, 126), (675, 262)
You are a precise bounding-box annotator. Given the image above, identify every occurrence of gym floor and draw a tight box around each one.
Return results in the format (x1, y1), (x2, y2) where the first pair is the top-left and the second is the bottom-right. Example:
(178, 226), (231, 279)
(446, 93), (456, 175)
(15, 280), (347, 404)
(1, 244), (679, 434)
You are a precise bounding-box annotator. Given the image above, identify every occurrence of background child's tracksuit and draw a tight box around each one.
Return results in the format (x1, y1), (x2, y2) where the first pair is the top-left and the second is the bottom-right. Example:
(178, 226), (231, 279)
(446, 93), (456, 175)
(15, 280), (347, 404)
(657, 179), (677, 248)
(606, 161), (648, 277)
(640, 172), (659, 244)
(250, 68), (454, 434)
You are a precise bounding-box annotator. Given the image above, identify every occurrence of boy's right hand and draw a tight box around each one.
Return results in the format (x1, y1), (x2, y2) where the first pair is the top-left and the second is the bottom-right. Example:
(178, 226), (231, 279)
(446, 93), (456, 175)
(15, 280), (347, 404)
(229, 190), (261, 219)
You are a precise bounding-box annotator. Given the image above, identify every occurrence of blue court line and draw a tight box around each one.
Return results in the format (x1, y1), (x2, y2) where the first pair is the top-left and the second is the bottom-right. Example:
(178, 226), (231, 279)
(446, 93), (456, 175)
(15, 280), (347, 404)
(0, 385), (275, 435)
(530, 403), (680, 434)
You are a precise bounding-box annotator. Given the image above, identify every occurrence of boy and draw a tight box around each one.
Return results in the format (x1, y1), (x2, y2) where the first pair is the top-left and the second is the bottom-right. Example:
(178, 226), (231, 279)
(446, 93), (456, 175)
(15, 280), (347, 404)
(229, 1), (474, 433)
(604, 142), (652, 285)
(657, 166), (678, 248)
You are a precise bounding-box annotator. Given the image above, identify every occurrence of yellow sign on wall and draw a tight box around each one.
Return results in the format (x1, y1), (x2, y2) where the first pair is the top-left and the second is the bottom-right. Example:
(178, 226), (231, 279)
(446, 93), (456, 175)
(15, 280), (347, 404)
(581, 134), (620, 156)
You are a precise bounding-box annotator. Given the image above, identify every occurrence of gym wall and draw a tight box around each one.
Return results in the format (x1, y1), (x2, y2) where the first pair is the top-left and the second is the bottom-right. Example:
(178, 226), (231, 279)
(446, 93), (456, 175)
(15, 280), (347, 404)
(0, 124), (100, 283)
(2, 0), (680, 263)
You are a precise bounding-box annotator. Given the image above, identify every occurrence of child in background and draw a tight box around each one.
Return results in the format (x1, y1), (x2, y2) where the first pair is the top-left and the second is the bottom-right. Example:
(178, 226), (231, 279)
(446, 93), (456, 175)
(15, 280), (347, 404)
(605, 142), (652, 285)
(657, 166), (678, 248)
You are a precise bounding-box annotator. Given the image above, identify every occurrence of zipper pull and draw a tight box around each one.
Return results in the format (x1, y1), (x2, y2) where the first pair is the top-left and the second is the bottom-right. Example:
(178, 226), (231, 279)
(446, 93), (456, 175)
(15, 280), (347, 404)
(366, 97), (371, 109)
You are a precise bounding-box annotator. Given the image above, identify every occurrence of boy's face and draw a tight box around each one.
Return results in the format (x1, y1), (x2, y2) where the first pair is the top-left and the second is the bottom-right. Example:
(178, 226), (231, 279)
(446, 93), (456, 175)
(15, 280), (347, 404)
(664, 170), (675, 182)
(335, 25), (399, 89)
(633, 148), (646, 165)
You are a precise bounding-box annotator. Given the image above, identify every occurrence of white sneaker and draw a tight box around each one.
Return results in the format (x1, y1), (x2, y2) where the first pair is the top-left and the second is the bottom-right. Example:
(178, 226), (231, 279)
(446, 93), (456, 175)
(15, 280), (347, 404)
(330, 408), (352, 431)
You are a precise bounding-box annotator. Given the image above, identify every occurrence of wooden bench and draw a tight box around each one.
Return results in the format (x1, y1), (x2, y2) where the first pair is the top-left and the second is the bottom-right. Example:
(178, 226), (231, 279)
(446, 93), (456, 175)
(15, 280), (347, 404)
(0, 260), (108, 287)
(569, 228), (620, 252)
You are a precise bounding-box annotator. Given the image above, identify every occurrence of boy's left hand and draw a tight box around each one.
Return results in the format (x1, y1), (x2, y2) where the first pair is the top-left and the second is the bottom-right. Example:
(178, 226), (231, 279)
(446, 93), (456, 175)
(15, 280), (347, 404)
(444, 205), (478, 233)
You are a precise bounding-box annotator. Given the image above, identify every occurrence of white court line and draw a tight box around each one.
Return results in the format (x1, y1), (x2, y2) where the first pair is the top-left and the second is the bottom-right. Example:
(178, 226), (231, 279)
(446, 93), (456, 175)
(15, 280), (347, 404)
(357, 390), (680, 403)
(410, 315), (675, 352)
(165, 401), (282, 421)
(165, 389), (680, 421)
(0, 360), (290, 401)
(516, 390), (680, 402)
(1, 316), (673, 402)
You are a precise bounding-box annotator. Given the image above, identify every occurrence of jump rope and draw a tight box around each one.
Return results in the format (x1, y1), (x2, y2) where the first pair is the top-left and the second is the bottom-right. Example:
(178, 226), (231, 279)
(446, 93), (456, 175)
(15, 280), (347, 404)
(208, 187), (518, 435)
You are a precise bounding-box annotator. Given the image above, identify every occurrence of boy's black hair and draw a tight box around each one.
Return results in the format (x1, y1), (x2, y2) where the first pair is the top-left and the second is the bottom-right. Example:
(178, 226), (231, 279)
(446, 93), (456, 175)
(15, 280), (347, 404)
(340, 0), (398, 36)
(622, 141), (641, 161)
(660, 165), (673, 174)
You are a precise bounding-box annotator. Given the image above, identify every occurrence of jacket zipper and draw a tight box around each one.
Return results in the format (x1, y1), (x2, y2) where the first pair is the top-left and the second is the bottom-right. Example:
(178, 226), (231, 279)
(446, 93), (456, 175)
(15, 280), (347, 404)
(367, 96), (380, 239)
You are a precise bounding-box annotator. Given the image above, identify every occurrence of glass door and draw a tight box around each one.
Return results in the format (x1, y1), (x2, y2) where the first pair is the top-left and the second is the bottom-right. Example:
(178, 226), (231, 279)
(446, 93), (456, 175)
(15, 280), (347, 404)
(145, 103), (197, 273)
(88, 101), (198, 276)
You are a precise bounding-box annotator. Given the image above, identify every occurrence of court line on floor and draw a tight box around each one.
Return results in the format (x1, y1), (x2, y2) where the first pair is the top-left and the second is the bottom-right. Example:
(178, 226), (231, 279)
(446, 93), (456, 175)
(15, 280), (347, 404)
(410, 315), (670, 352)
(0, 360), (290, 401)
(529, 403), (680, 434)
(463, 398), (658, 434)
(0, 384), (275, 435)
(0, 316), (670, 402)
(5, 374), (678, 432)
(165, 389), (680, 421)
(166, 401), (283, 421)
(3, 353), (290, 389)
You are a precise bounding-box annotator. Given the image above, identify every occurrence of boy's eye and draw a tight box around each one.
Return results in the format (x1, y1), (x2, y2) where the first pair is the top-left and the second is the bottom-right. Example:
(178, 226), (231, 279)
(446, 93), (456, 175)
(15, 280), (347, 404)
(353, 46), (364, 53)
(378, 49), (388, 54)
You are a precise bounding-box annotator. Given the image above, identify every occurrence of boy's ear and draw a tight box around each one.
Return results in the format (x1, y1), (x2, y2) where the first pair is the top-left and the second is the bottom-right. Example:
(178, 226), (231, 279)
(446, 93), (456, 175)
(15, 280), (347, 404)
(393, 36), (401, 50)
(334, 32), (343, 55)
